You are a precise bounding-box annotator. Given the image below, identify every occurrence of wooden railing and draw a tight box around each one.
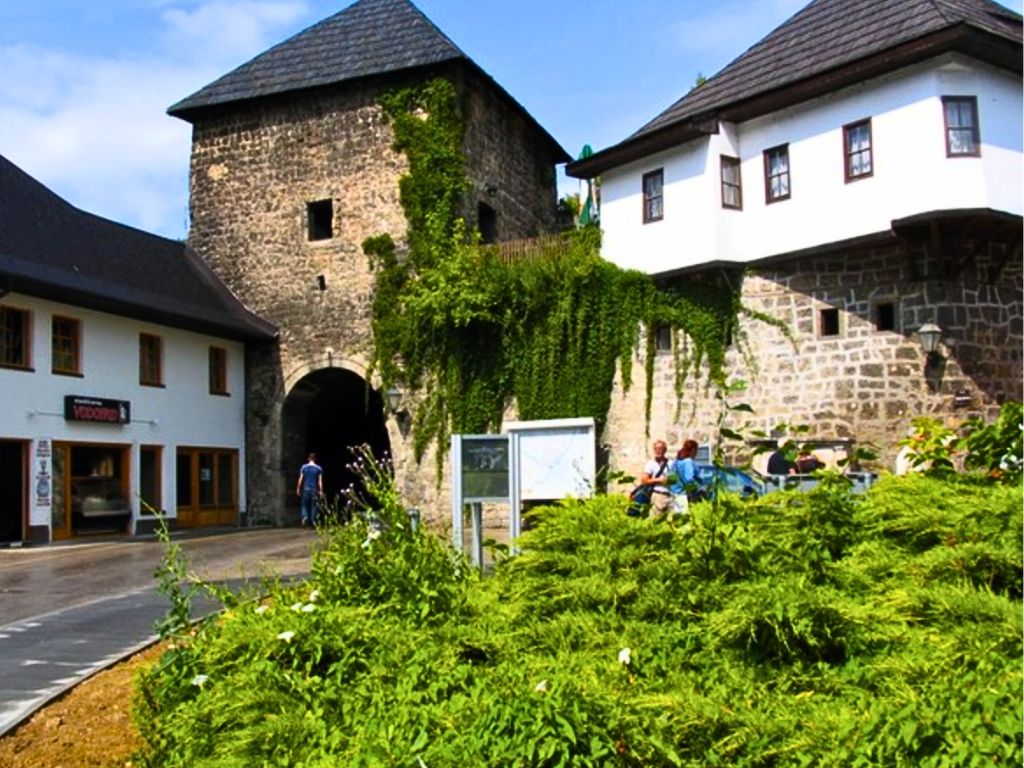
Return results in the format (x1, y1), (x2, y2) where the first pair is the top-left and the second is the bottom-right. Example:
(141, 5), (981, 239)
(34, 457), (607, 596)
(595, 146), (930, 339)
(488, 233), (573, 265)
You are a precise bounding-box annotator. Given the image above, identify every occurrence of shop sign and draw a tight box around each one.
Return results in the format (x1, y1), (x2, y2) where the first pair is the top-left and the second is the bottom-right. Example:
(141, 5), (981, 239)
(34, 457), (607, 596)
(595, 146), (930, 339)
(64, 395), (131, 425)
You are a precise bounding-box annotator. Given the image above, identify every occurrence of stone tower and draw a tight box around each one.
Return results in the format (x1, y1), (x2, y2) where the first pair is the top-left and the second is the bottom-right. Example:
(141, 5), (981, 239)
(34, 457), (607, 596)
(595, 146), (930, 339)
(169, 0), (569, 523)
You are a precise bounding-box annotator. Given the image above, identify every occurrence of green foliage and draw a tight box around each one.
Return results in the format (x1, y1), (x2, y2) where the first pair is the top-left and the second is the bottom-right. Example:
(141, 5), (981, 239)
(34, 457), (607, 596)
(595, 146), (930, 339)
(365, 77), (767, 464)
(152, 512), (201, 639)
(135, 468), (1022, 767)
(962, 400), (1023, 484)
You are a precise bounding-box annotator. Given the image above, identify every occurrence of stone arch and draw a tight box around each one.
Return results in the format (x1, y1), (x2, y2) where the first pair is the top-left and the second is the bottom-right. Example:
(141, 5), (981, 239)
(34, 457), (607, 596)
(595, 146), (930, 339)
(280, 362), (391, 513)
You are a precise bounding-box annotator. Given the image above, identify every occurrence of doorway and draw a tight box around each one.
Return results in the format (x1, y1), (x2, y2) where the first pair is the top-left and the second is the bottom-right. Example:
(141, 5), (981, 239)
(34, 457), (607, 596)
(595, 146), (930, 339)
(281, 368), (391, 515)
(0, 441), (25, 543)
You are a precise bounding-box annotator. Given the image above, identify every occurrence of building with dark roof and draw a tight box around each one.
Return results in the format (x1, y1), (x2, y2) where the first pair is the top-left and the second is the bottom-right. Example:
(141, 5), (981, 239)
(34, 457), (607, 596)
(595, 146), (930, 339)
(169, 0), (570, 523)
(0, 153), (276, 544)
(567, 0), (1021, 471)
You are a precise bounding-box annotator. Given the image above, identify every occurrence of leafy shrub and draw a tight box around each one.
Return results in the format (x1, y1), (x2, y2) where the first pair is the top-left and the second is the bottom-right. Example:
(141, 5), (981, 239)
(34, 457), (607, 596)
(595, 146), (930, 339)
(135, 473), (1022, 767)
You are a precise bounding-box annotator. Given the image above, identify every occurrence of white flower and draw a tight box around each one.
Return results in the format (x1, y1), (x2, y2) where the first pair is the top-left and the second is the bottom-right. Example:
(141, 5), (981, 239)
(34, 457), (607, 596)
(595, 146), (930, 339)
(368, 528), (382, 540)
(534, 680), (548, 692)
(290, 602), (303, 612)
(618, 647), (632, 666)
(301, 603), (316, 613)
(308, 589), (320, 603)
(190, 674), (209, 687)
(254, 605), (269, 615)
(277, 631), (295, 642)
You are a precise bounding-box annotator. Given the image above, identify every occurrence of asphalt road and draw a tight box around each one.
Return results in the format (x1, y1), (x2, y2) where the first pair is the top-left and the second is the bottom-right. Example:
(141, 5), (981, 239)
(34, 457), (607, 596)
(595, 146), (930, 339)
(0, 527), (315, 736)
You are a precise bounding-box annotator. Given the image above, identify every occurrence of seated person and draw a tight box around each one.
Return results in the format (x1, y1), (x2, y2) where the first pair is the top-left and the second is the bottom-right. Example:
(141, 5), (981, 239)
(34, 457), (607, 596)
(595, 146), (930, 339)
(795, 450), (824, 474)
(766, 448), (795, 475)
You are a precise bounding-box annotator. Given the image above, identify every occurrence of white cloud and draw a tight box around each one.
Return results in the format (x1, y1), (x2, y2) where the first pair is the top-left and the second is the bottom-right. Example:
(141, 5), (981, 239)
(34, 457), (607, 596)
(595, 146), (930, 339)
(0, 0), (315, 239)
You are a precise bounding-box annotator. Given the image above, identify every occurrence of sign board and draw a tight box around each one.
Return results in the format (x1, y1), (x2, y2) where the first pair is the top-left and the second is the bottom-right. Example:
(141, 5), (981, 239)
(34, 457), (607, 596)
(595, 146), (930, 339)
(64, 396), (131, 425)
(503, 418), (596, 501)
(459, 436), (510, 502)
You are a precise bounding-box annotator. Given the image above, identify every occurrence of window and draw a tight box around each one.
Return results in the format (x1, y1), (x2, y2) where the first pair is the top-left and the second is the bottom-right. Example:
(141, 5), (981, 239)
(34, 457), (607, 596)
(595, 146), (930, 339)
(52, 316), (81, 375)
(209, 346), (228, 395)
(478, 201), (497, 244)
(307, 199), (333, 241)
(819, 308), (840, 337)
(139, 333), (163, 386)
(843, 119), (873, 181)
(942, 96), (980, 157)
(874, 302), (897, 332)
(720, 156), (742, 209)
(642, 169), (664, 223)
(0, 306), (30, 369)
(763, 145), (790, 203)
(653, 324), (672, 353)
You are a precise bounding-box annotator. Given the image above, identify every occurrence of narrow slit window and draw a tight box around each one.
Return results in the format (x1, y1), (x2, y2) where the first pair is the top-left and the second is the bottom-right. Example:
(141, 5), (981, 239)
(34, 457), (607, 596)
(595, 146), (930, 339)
(720, 155), (742, 209)
(52, 316), (81, 375)
(642, 169), (664, 223)
(653, 324), (672, 353)
(209, 346), (228, 395)
(478, 201), (497, 244)
(139, 333), (163, 386)
(0, 306), (30, 369)
(874, 302), (896, 332)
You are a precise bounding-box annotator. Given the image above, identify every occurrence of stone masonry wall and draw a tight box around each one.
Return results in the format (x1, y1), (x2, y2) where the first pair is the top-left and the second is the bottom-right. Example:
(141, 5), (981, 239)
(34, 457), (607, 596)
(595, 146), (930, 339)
(186, 72), (563, 525)
(603, 240), (1023, 480)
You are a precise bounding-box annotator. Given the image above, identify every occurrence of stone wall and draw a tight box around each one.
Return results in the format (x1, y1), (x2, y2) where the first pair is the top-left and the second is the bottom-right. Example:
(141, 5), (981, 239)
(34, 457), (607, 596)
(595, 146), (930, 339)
(603, 238), (1023, 479)
(185, 70), (563, 523)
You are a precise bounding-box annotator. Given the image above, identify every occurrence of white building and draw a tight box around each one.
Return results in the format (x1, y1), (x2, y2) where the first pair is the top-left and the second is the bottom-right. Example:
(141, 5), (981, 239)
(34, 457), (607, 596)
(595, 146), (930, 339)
(0, 155), (276, 544)
(568, 0), (1022, 464)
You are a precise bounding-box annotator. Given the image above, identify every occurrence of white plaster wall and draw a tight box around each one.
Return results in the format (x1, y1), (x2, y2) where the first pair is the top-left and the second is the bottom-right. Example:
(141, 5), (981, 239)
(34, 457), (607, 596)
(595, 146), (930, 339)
(0, 294), (247, 530)
(599, 55), (1022, 272)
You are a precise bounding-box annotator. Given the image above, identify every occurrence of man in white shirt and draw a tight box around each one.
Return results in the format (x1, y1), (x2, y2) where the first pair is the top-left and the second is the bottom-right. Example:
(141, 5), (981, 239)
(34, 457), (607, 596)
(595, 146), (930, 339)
(640, 440), (672, 516)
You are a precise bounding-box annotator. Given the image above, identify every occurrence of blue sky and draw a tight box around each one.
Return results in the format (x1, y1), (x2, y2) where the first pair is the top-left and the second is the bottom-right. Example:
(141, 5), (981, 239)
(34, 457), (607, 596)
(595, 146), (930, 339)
(2, 0), (1021, 240)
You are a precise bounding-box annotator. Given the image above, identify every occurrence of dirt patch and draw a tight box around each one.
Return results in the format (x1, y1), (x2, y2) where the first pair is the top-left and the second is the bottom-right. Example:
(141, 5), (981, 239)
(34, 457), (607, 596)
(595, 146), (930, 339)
(0, 643), (165, 768)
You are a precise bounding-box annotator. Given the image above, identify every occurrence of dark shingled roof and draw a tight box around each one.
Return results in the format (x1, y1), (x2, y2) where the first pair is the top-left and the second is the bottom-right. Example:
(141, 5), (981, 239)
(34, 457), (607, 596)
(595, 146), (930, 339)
(0, 154), (277, 342)
(167, 0), (569, 160)
(569, 0), (1022, 177)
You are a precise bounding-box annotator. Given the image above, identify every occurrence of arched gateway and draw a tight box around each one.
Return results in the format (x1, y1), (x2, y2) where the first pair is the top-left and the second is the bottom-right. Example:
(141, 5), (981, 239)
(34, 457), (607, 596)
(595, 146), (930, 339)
(280, 368), (391, 516)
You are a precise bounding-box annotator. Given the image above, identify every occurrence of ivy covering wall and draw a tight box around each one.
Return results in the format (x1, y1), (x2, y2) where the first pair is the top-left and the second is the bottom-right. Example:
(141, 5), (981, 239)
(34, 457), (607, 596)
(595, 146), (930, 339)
(364, 78), (765, 463)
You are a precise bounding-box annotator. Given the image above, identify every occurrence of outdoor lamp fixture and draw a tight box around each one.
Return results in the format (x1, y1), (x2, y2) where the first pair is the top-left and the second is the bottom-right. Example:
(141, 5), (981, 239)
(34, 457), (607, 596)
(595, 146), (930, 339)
(917, 323), (943, 360)
(385, 385), (404, 415)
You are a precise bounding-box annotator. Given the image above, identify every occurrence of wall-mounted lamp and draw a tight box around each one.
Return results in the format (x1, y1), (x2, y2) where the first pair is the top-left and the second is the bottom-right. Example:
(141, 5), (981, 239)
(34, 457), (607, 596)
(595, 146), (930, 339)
(484, 183), (498, 197)
(385, 385), (404, 415)
(917, 323), (943, 359)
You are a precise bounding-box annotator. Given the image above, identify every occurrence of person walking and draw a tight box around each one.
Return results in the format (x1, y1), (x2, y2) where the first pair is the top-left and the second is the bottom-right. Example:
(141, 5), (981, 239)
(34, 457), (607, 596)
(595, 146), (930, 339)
(295, 453), (323, 527)
(670, 439), (702, 513)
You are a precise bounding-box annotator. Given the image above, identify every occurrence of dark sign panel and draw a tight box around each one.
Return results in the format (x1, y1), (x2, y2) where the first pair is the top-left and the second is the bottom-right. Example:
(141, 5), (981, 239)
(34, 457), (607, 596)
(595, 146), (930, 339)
(461, 437), (510, 501)
(64, 396), (131, 425)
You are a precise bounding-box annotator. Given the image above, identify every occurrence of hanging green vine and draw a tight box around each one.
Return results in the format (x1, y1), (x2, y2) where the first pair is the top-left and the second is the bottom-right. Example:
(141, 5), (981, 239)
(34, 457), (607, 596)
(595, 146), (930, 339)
(364, 77), (770, 466)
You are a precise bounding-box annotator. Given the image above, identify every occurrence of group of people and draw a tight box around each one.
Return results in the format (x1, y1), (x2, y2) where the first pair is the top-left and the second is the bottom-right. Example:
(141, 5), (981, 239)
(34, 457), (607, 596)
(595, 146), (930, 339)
(637, 439), (706, 516)
(766, 445), (823, 475)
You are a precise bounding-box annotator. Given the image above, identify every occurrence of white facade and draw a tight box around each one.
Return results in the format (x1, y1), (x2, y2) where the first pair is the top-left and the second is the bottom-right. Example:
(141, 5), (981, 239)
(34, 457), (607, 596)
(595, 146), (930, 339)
(0, 293), (247, 541)
(600, 56), (1023, 273)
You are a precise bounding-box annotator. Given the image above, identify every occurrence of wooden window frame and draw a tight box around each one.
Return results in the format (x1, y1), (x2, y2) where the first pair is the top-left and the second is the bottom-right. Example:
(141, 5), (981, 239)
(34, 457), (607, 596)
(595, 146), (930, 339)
(942, 96), (980, 157)
(642, 168), (664, 223)
(720, 155), (742, 209)
(843, 119), (873, 182)
(0, 306), (32, 370)
(208, 346), (229, 395)
(51, 315), (82, 376)
(763, 144), (790, 203)
(139, 333), (163, 387)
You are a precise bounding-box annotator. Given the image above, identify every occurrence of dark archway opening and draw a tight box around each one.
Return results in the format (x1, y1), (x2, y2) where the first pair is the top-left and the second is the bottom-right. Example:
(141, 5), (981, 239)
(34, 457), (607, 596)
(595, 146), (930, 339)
(281, 369), (391, 518)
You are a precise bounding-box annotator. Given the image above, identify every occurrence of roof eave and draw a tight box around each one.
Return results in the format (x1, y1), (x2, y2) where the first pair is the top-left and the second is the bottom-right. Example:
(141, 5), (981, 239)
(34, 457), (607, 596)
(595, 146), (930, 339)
(566, 116), (718, 178)
(568, 24), (1021, 178)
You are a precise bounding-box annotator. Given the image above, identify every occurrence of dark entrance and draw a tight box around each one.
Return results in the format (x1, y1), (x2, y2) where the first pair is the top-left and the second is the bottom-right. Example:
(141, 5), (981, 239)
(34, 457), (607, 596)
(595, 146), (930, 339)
(281, 369), (391, 516)
(0, 441), (25, 543)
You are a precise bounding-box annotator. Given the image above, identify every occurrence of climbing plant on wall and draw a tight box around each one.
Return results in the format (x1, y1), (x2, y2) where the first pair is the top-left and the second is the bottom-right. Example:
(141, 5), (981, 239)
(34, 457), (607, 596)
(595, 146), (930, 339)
(364, 77), (768, 465)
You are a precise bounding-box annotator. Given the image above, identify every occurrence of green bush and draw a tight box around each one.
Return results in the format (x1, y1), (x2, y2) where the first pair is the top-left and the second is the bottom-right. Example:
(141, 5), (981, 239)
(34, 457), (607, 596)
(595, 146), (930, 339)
(135, 474), (1022, 767)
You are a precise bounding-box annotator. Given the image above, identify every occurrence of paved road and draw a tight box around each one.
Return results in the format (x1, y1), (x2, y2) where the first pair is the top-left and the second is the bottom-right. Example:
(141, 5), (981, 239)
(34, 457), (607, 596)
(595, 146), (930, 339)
(0, 527), (316, 736)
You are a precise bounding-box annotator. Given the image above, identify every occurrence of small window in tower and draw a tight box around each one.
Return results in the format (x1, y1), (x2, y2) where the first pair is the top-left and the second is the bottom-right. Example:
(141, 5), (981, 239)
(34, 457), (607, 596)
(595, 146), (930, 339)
(478, 202), (497, 244)
(819, 308), (840, 338)
(307, 199), (333, 241)
(653, 324), (672, 353)
(874, 301), (896, 332)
